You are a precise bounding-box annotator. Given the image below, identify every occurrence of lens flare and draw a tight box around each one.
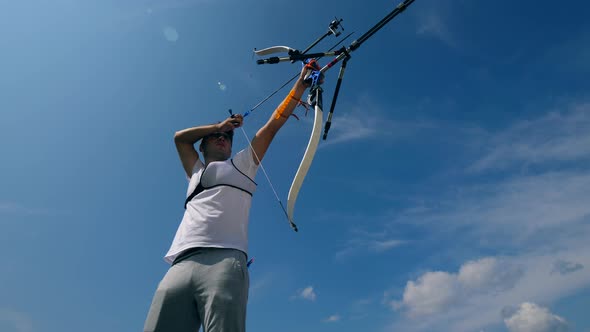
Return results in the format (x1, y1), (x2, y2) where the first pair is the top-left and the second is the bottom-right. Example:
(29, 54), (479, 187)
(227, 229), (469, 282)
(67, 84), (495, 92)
(163, 26), (179, 42)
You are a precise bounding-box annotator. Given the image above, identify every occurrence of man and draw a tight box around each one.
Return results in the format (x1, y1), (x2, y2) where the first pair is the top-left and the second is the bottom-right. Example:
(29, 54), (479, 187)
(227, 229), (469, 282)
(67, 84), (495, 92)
(144, 65), (315, 332)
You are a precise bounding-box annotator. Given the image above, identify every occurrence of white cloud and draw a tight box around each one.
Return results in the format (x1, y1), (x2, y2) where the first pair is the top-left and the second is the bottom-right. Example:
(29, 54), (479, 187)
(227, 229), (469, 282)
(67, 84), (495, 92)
(458, 257), (500, 289)
(292, 286), (317, 302)
(301, 286), (316, 301)
(388, 248), (590, 332)
(416, 3), (456, 48)
(469, 103), (590, 172)
(320, 112), (380, 146)
(249, 271), (276, 299)
(396, 168), (590, 246)
(345, 297), (374, 321)
(383, 102), (590, 331)
(0, 201), (64, 217)
(503, 302), (569, 332)
(0, 309), (33, 332)
(394, 257), (523, 318)
(399, 271), (460, 317)
(371, 102), (588, 249)
(424, 104), (590, 244)
(352, 103), (590, 254)
(162, 26), (179, 42)
(335, 228), (406, 261)
(457, 257), (523, 292)
(318, 93), (439, 147)
(323, 314), (341, 323)
(369, 239), (405, 252)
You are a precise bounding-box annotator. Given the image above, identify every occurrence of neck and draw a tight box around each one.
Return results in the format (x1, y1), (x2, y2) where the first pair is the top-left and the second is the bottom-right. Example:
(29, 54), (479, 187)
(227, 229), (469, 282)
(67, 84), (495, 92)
(204, 154), (229, 166)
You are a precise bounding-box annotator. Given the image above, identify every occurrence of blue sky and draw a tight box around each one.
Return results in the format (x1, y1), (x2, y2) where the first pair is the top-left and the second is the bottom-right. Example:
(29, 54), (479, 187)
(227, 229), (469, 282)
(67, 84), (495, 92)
(1, 0), (590, 331)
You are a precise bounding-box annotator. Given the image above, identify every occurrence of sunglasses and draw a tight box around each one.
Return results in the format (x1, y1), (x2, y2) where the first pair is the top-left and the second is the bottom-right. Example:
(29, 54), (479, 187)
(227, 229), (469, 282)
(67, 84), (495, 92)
(206, 132), (232, 141)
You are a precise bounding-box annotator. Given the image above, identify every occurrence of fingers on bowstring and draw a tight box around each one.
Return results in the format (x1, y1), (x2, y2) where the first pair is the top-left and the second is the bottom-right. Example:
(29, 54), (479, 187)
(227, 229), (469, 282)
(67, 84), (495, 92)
(233, 117), (244, 128)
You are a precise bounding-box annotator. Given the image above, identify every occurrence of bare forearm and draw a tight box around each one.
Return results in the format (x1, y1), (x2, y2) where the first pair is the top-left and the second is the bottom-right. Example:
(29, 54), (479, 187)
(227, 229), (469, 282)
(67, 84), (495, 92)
(250, 79), (309, 164)
(265, 79), (308, 133)
(174, 123), (221, 145)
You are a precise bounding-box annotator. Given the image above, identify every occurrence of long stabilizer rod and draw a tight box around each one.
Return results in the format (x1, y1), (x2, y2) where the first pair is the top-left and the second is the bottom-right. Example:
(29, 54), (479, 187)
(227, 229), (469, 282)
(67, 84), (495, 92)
(256, 0), (416, 67)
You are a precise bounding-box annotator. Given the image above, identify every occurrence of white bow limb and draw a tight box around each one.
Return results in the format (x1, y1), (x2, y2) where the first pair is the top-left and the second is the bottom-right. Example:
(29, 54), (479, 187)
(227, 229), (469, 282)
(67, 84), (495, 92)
(286, 89), (323, 230)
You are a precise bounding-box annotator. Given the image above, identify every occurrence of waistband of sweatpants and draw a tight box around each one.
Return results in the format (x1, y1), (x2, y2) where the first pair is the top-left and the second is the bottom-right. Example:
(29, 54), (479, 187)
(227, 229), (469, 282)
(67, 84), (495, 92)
(172, 247), (247, 266)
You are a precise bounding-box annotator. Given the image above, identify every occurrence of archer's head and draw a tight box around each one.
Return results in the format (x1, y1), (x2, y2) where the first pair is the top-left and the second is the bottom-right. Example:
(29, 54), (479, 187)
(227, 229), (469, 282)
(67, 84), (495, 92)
(199, 131), (234, 162)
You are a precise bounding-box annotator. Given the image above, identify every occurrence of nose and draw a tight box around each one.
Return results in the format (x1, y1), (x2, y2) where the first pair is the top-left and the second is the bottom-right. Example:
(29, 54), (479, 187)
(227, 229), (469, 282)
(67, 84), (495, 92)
(214, 135), (229, 144)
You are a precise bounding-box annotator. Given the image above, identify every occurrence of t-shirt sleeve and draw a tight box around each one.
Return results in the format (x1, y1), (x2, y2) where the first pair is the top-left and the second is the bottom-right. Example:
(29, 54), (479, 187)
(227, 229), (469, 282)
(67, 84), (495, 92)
(188, 159), (205, 181)
(232, 146), (259, 179)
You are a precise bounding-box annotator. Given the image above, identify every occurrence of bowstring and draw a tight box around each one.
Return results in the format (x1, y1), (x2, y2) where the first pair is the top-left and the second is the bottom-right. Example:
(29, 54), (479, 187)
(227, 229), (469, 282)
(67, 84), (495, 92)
(238, 126), (298, 231)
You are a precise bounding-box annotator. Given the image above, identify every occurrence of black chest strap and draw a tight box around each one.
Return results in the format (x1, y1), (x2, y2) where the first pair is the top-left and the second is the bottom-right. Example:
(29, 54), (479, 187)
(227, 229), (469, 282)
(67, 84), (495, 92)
(184, 182), (205, 209)
(184, 159), (256, 209)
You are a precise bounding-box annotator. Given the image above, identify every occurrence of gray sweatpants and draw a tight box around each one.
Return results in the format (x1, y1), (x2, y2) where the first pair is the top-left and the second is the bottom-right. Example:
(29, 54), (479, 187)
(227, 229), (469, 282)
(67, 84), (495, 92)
(144, 248), (249, 332)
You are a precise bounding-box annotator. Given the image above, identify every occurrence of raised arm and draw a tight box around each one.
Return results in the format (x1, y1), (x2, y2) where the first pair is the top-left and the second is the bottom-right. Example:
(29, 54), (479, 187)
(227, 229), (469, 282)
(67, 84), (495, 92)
(174, 117), (242, 178)
(250, 67), (312, 164)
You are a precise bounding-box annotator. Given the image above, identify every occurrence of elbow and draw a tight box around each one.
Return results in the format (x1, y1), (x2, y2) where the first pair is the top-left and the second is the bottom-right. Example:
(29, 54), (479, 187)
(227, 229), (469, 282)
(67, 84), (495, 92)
(174, 131), (183, 143)
(174, 131), (187, 147)
(174, 131), (197, 148)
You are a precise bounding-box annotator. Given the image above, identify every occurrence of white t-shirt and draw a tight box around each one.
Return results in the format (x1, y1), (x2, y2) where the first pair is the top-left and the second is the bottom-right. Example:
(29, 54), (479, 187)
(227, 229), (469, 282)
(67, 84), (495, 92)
(164, 148), (258, 264)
